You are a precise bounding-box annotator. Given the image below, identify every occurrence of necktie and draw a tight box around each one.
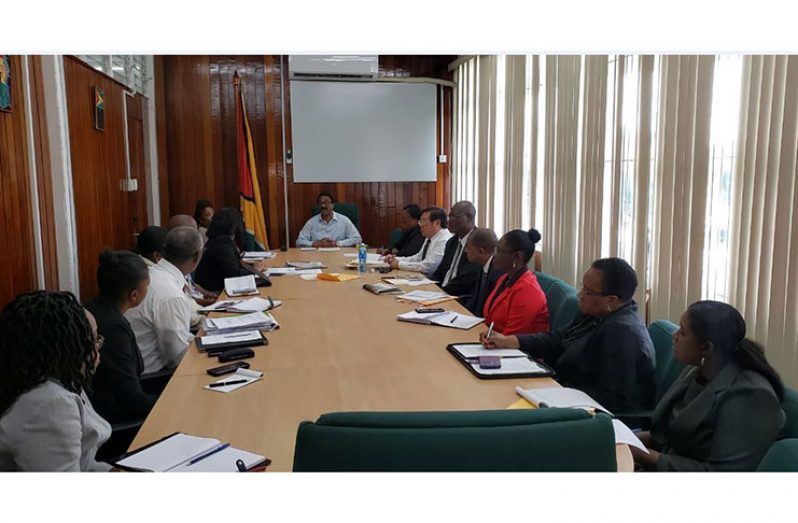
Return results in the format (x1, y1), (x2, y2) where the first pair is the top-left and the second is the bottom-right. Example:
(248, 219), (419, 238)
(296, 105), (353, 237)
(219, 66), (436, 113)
(443, 242), (463, 287)
(421, 240), (430, 260)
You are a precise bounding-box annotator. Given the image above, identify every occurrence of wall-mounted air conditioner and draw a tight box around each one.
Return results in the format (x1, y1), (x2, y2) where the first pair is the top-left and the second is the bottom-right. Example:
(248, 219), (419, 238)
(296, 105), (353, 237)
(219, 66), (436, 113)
(289, 55), (378, 79)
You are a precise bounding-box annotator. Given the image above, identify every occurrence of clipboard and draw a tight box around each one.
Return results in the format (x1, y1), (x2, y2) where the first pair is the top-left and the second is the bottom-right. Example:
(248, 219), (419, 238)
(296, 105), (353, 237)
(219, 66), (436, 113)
(196, 331), (269, 353)
(446, 343), (556, 380)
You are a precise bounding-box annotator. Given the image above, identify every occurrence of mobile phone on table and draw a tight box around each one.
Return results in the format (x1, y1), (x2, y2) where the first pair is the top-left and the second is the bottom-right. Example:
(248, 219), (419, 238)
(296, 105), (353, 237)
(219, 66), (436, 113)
(206, 361), (250, 376)
(415, 308), (445, 313)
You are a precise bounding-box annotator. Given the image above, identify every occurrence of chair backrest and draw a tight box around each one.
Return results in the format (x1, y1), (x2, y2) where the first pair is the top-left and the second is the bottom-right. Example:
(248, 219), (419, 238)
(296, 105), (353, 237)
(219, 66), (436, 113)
(293, 409), (617, 472)
(757, 439), (798, 472)
(780, 386), (798, 439)
(647, 320), (685, 402)
(311, 202), (360, 230)
(533, 271), (559, 294)
(546, 281), (580, 331)
(388, 227), (403, 249)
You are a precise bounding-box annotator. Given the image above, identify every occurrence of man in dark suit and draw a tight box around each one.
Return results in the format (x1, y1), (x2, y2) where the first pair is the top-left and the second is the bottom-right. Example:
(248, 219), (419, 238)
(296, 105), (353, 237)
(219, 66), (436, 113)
(462, 228), (501, 316)
(432, 201), (480, 297)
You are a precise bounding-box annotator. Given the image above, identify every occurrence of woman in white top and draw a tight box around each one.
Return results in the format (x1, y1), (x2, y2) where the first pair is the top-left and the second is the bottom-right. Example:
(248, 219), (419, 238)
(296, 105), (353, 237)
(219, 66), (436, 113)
(0, 291), (111, 471)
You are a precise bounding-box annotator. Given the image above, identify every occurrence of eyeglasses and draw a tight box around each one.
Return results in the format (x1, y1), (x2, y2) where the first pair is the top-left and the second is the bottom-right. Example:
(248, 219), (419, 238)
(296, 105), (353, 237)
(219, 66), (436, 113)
(94, 334), (105, 349)
(580, 285), (611, 297)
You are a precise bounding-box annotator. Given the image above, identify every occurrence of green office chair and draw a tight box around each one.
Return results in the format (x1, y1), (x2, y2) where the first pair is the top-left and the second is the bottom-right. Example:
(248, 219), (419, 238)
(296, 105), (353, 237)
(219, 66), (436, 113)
(293, 408), (617, 472)
(311, 202), (360, 230)
(533, 271), (559, 294)
(545, 280), (580, 332)
(757, 439), (798, 471)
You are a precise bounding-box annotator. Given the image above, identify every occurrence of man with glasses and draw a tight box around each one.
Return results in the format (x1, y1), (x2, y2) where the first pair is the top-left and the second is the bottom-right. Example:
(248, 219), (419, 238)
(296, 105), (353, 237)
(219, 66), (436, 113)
(430, 201), (481, 297)
(296, 192), (362, 248)
(384, 207), (452, 277)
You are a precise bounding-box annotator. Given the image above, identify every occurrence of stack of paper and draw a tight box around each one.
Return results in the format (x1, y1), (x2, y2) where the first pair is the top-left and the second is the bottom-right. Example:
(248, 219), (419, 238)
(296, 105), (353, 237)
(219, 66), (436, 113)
(384, 277), (437, 287)
(198, 297), (281, 313)
(287, 260), (326, 269)
(204, 368), (264, 394)
(198, 330), (265, 350)
(241, 251), (276, 261)
(205, 311), (279, 334)
(224, 275), (258, 297)
(397, 310), (484, 330)
(514, 386), (612, 415)
(299, 247), (317, 251)
(265, 267), (296, 276)
(116, 433), (268, 472)
(317, 247), (341, 252)
(396, 290), (457, 305)
(449, 343), (527, 359)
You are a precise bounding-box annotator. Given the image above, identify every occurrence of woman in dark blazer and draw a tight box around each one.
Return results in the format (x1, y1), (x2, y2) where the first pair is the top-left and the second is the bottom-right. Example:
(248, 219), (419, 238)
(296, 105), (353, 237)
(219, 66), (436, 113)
(85, 250), (156, 423)
(481, 229), (548, 335)
(194, 208), (266, 293)
(483, 257), (656, 414)
(632, 301), (785, 471)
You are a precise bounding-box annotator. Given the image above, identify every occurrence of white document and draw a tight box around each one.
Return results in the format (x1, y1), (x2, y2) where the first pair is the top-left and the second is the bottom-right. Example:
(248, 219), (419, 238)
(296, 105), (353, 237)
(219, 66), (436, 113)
(197, 299), (243, 312)
(204, 368), (264, 394)
(514, 386), (613, 416)
(224, 275), (258, 297)
(287, 260), (326, 269)
(266, 267), (296, 276)
(450, 343), (527, 359)
(300, 273), (320, 281)
(172, 446), (267, 472)
(317, 247), (341, 252)
(612, 419), (649, 453)
(397, 290), (450, 302)
(300, 247), (317, 251)
(227, 297), (281, 313)
(384, 277), (436, 287)
(205, 312), (279, 333)
(471, 357), (549, 376)
(397, 310), (484, 330)
(117, 433), (267, 472)
(241, 251), (276, 260)
(199, 330), (263, 347)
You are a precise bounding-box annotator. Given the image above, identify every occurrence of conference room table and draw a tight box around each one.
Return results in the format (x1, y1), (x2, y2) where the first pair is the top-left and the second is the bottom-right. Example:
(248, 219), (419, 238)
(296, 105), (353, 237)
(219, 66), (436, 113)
(130, 248), (633, 472)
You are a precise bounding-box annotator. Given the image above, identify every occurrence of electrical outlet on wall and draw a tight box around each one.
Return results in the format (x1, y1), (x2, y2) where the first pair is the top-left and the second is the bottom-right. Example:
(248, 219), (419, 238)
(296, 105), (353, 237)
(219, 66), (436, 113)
(120, 179), (139, 192)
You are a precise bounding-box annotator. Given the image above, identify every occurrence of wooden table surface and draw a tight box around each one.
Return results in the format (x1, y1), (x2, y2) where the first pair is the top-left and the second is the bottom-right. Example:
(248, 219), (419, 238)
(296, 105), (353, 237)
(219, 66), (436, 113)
(130, 248), (633, 472)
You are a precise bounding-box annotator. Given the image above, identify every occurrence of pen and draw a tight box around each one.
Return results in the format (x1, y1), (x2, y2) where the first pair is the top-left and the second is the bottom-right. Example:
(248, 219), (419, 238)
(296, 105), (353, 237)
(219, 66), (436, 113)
(267, 296), (274, 309)
(208, 379), (248, 388)
(486, 321), (495, 339)
(450, 315), (457, 324)
(188, 443), (230, 465)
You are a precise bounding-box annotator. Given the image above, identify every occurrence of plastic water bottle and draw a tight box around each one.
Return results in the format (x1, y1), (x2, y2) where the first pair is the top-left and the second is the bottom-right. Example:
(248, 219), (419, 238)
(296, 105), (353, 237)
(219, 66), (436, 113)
(357, 243), (368, 275)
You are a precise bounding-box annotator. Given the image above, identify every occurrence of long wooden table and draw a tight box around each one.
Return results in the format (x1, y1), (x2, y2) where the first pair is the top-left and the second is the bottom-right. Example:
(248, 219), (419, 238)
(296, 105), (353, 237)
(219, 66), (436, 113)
(131, 249), (633, 471)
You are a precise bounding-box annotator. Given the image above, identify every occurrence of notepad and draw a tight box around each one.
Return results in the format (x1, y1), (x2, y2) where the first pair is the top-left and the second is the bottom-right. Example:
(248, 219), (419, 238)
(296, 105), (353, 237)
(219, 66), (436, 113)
(384, 277), (436, 287)
(470, 357), (549, 376)
(227, 297), (282, 313)
(396, 290), (458, 306)
(205, 311), (279, 333)
(514, 386), (613, 416)
(204, 368), (264, 393)
(241, 251), (276, 260)
(116, 433), (268, 472)
(363, 282), (403, 294)
(198, 299), (243, 312)
(449, 343), (527, 358)
(224, 275), (258, 297)
(317, 247), (341, 252)
(287, 260), (326, 269)
(266, 267), (296, 276)
(397, 310), (484, 330)
(198, 330), (264, 348)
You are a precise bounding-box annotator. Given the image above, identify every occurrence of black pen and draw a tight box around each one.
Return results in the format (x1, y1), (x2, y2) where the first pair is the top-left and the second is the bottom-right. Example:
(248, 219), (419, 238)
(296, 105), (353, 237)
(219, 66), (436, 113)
(267, 296), (274, 309)
(209, 379), (247, 388)
(450, 315), (457, 324)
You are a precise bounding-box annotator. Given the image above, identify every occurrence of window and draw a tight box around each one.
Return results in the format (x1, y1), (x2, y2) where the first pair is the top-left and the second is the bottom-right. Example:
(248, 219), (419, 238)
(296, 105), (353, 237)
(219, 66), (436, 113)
(75, 55), (149, 95)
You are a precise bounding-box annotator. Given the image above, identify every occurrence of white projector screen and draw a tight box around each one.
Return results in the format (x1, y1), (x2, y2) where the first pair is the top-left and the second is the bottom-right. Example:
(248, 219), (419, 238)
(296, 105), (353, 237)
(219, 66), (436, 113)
(290, 81), (437, 183)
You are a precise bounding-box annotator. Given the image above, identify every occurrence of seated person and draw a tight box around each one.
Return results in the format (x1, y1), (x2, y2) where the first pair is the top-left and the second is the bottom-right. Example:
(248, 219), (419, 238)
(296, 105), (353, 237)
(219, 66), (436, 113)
(126, 226), (203, 373)
(384, 207), (452, 278)
(194, 208), (269, 293)
(462, 228), (501, 316)
(167, 214), (197, 230)
(194, 199), (214, 242)
(432, 201), (480, 297)
(483, 257), (655, 414)
(296, 192), (362, 248)
(631, 301), (785, 472)
(481, 229), (548, 334)
(85, 251), (157, 424)
(383, 204), (425, 257)
(135, 225), (168, 268)
(0, 291), (111, 471)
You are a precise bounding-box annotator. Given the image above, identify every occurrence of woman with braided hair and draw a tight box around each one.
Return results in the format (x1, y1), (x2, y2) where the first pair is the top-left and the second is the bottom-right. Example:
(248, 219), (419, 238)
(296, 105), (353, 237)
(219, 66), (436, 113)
(0, 291), (111, 471)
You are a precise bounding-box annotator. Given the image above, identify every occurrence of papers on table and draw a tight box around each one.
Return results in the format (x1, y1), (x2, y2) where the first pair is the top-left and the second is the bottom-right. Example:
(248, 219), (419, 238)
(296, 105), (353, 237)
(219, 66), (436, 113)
(198, 297), (281, 313)
(396, 290), (457, 306)
(300, 270), (323, 280)
(300, 247), (317, 251)
(204, 368), (264, 394)
(199, 330), (264, 347)
(363, 282), (403, 295)
(287, 260), (326, 269)
(317, 272), (360, 282)
(612, 419), (648, 453)
(317, 247), (341, 252)
(449, 343), (527, 359)
(224, 275), (258, 297)
(241, 251), (276, 261)
(397, 310), (484, 330)
(345, 254), (388, 269)
(470, 357), (549, 376)
(514, 386), (613, 416)
(116, 433), (268, 472)
(198, 299), (243, 313)
(205, 311), (279, 334)
(266, 267), (296, 276)
(384, 277), (436, 287)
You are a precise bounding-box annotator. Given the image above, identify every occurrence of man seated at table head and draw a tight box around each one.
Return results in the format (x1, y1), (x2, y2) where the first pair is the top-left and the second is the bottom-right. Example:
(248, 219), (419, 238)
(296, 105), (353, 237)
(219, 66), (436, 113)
(462, 228), (501, 315)
(384, 207), (453, 277)
(296, 192), (362, 248)
(126, 226), (204, 373)
(432, 201), (480, 296)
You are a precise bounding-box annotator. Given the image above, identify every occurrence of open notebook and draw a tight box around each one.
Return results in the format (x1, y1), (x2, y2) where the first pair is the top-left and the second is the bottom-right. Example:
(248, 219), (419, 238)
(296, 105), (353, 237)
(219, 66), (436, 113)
(514, 386), (613, 416)
(115, 433), (269, 472)
(397, 310), (483, 330)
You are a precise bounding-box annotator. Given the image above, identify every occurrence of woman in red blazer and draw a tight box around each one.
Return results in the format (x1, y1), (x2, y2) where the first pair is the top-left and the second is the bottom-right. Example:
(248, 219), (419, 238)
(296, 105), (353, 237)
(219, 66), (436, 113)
(482, 229), (549, 335)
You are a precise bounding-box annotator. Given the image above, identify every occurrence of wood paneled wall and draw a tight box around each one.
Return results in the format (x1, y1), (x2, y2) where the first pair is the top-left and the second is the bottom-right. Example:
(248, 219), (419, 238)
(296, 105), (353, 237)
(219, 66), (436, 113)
(156, 55), (454, 248)
(0, 55), (37, 307)
(64, 57), (148, 300)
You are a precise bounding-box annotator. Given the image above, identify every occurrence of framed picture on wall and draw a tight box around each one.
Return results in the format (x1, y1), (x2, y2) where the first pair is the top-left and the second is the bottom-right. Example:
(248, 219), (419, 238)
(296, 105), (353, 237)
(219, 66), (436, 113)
(94, 85), (104, 130)
(0, 55), (11, 112)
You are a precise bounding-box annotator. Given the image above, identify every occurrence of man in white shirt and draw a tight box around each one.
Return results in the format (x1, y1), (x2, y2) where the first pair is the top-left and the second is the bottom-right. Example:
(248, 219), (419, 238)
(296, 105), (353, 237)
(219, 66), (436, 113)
(126, 226), (204, 373)
(384, 207), (453, 277)
(296, 192), (362, 247)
